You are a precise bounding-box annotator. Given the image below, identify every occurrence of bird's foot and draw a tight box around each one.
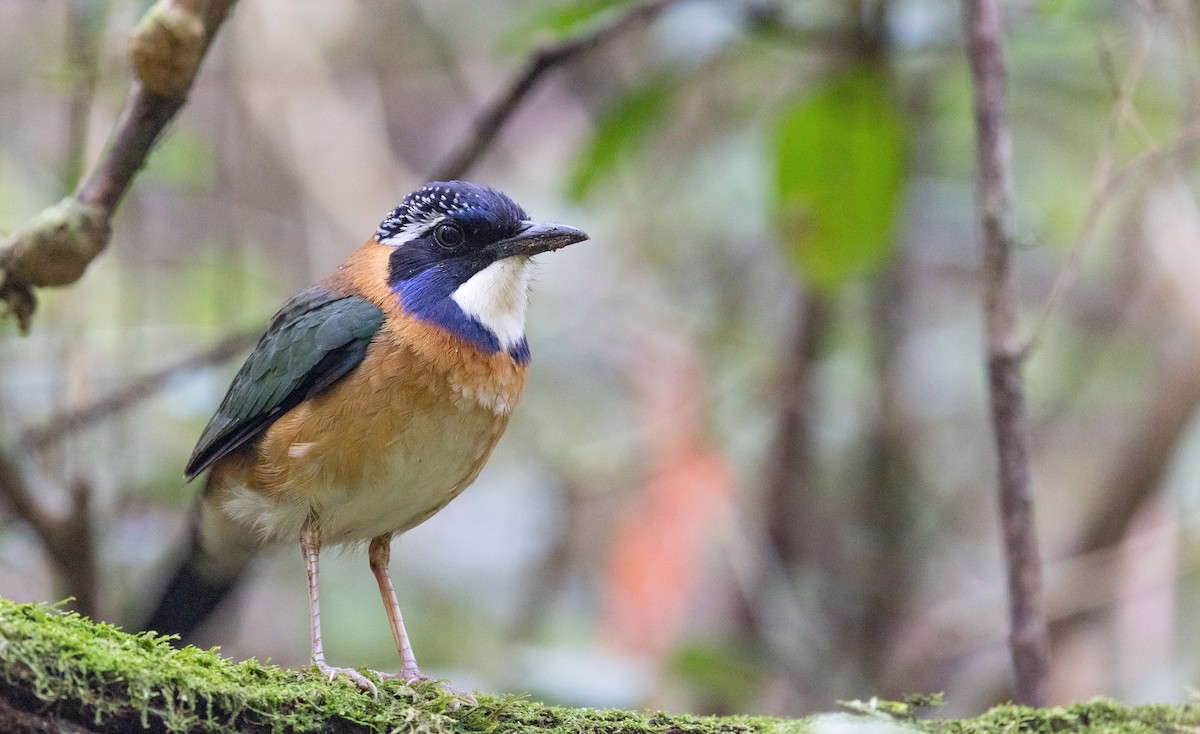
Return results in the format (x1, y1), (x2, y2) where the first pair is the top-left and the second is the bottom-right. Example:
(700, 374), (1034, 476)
(314, 662), (379, 697)
(376, 669), (476, 707)
(375, 665), (426, 686)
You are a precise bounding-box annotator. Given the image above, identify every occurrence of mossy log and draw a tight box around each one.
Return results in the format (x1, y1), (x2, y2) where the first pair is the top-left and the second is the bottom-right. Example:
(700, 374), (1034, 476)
(0, 598), (1195, 733)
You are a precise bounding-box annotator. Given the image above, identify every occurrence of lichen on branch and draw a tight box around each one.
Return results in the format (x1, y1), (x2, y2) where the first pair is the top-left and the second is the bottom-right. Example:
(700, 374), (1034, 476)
(129, 0), (207, 98)
(3, 199), (110, 287)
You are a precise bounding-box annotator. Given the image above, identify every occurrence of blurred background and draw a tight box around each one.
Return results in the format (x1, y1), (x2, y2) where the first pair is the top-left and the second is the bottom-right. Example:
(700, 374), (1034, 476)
(2, 0), (1199, 719)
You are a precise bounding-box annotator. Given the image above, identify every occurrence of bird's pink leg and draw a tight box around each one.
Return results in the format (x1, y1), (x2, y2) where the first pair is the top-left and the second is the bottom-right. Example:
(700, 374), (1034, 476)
(368, 534), (424, 682)
(301, 523), (377, 696)
(368, 535), (475, 705)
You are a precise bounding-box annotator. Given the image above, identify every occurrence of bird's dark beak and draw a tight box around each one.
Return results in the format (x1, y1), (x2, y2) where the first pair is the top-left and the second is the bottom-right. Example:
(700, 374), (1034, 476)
(491, 221), (589, 259)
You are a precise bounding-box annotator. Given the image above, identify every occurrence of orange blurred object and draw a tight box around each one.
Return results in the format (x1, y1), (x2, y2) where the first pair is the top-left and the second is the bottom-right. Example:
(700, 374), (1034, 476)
(601, 338), (735, 658)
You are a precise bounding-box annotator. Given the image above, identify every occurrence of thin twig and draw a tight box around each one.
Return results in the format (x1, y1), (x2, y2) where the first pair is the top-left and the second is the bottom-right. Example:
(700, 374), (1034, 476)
(962, 0), (1050, 706)
(430, 0), (679, 181)
(1024, 123), (1200, 354)
(4, 329), (258, 618)
(21, 329), (259, 452)
(1023, 11), (1160, 355)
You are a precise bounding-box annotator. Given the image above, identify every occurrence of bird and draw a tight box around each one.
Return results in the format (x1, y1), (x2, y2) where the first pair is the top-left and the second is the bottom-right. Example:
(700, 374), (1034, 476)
(143, 181), (588, 695)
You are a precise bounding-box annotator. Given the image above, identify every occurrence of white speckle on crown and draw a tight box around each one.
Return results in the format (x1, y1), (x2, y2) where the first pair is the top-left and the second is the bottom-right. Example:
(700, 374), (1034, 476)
(376, 185), (480, 244)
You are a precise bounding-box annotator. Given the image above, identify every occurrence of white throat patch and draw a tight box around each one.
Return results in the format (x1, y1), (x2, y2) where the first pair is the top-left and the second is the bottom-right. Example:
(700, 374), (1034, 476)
(450, 257), (531, 350)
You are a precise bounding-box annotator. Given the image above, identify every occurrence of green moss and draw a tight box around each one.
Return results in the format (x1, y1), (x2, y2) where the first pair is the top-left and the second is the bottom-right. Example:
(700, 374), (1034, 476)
(0, 598), (458, 733)
(922, 699), (1200, 734)
(0, 598), (805, 733)
(2, 598), (1198, 733)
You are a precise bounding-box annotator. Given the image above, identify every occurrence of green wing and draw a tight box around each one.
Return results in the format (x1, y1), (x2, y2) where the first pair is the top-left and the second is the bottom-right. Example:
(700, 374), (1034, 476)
(185, 286), (385, 479)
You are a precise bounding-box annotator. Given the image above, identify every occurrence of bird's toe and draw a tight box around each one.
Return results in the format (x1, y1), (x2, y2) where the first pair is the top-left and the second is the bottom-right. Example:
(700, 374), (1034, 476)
(315, 663), (379, 697)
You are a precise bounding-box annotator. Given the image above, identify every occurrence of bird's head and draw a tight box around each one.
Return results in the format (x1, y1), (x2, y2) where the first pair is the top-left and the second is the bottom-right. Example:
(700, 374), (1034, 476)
(375, 181), (588, 362)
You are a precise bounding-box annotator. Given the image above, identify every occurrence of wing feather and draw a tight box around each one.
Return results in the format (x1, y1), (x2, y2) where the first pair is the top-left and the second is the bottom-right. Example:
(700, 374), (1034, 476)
(184, 286), (385, 478)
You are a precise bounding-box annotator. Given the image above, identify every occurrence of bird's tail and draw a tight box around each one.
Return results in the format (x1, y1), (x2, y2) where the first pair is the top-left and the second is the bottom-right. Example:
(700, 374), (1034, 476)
(142, 492), (257, 640)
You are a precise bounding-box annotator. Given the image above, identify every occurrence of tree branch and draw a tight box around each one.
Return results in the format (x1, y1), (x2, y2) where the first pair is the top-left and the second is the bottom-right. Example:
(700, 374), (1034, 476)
(0, 0), (238, 333)
(0, 459), (96, 618)
(0, 597), (812, 734)
(962, 0), (1049, 706)
(20, 328), (259, 453)
(430, 0), (679, 181)
(1, 597), (1195, 733)
(761, 293), (829, 569)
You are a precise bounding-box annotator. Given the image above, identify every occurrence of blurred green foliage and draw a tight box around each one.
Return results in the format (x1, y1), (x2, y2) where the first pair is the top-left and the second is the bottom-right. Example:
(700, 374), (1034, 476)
(669, 640), (766, 714)
(143, 131), (217, 191)
(773, 66), (907, 292)
(502, 0), (639, 50)
(568, 76), (676, 200)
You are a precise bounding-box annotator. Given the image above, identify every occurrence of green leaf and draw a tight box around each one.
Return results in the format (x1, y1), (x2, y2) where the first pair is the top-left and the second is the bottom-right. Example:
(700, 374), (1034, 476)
(773, 67), (907, 291)
(567, 78), (674, 200)
(499, 0), (637, 53)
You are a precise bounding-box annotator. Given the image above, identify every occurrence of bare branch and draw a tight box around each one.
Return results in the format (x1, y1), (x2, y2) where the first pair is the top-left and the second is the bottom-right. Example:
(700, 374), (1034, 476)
(0, 329), (257, 619)
(21, 329), (259, 453)
(0, 0), (238, 333)
(430, 0), (679, 181)
(0, 456), (97, 617)
(762, 294), (828, 568)
(2, 318), (256, 621)
(962, 0), (1049, 706)
(0, 455), (57, 541)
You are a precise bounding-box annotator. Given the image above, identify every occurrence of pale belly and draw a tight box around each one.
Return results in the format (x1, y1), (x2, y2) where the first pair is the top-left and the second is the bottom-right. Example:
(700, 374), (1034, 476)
(214, 381), (511, 546)
(321, 415), (499, 542)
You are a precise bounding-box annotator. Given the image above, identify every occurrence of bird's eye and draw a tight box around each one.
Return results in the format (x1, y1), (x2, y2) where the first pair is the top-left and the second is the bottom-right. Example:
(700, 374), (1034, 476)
(433, 223), (464, 250)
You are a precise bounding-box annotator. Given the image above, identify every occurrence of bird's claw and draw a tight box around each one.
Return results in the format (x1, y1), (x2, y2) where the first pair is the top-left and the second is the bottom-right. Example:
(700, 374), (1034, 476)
(315, 663), (379, 697)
